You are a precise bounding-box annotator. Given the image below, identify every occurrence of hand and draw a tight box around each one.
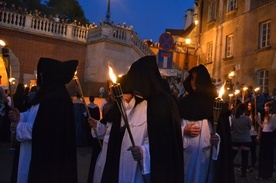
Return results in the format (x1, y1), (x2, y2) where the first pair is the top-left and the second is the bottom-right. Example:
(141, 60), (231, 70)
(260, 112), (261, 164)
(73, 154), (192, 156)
(184, 122), (201, 137)
(210, 133), (219, 146)
(127, 146), (143, 161)
(8, 108), (20, 123)
(88, 117), (97, 128)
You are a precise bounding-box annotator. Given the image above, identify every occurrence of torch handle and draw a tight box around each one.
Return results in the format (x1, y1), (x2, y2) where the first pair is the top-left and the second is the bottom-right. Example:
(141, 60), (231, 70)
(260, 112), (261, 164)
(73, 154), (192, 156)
(73, 77), (102, 148)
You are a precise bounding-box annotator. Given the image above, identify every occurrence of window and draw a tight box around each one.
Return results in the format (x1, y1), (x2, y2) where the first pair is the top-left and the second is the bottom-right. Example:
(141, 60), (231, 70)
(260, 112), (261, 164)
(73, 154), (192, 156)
(259, 21), (271, 48)
(225, 34), (233, 58)
(207, 42), (213, 63)
(257, 70), (269, 92)
(228, 0), (237, 12)
(208, 1), (216, 22)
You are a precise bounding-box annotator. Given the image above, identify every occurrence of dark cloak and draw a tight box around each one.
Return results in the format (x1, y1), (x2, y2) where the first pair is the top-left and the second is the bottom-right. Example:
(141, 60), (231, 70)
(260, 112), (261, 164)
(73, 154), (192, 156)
(123, 56), (184, 183)
(177, 64), (235, 183)
(27, 58), (78, 183)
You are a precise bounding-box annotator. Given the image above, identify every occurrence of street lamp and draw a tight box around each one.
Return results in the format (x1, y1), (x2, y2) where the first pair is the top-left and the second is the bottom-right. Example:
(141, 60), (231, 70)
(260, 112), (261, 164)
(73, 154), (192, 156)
(184, 38), (191, 70)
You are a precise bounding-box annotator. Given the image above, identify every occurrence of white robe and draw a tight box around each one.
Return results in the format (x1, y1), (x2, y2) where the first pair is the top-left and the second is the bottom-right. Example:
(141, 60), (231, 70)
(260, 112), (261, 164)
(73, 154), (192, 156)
(16, 104), (39, 183)
(181, 119), (220, 183)
(93, 98), (150, 183)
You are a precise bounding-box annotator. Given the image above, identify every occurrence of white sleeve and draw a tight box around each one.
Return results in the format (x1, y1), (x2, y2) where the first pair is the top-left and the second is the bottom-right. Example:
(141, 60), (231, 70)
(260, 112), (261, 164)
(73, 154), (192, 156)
(141, 143), (150, 175)
(91, 121), (106, 139)
(16, 122), (33, 142)
(212, 133), (221, 160)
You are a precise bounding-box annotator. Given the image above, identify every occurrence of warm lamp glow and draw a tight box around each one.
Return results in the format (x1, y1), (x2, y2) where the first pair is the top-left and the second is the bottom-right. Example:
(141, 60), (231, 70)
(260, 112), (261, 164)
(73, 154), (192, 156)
(228, 71), (235, 77)
(218, 83), (225, 98)
(254, 87), (260, 92)
(9, 77), (15, 83)
(194, 20), (198, 25)
(185, 38), (191, 45)
(229, 93), (234, 97)
(243, 87), (248, 91)
(234, 90), (240, 95)
(108, 66), (117, 83)
(0, 40), (6, 46)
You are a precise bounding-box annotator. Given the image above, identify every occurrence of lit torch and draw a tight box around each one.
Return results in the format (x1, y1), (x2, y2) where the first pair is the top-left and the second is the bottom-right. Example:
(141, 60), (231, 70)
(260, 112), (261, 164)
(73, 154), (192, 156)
(108, 66), (136, 147)
(72, 73), (102, 148)
(213, 83), (225, 133)
(241, 86), (248, 103)
(109, 66), (147, 182)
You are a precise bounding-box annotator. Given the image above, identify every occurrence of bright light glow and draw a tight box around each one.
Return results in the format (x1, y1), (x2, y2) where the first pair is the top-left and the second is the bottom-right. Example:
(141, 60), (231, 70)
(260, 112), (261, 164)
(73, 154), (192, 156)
(243, 87), (248, 91)
(228, 71), (235, 77)
(9, 77), (15, 83)
(234, 90), (240, 95)
(229, 93), (234, 97)
(185, 38), (191, 45)
(108, 66), (117, 83)
(254, 87), (260, 92)
(24, 84), (27, 88)
(194, 20), (198, 25)
(0, 40), (6, 46)
(218, 83), (225, 98)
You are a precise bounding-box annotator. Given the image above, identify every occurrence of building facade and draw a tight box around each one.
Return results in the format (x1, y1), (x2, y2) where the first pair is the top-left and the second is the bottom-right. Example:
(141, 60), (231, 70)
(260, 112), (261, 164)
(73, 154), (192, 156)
(0, 10), (154, 96)
(194, 0), (276, 92)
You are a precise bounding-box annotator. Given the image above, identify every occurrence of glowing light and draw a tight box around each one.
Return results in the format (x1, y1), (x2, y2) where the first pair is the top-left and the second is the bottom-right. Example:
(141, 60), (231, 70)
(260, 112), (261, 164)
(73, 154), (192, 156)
(0, 40), (6, 46)
(218, 83), (225, 98)
(254, 87), (260, 92)
(228, 71), (235, 77)
(234, 90), (240, 95)
(185, 38), (191, 45)
(9, 77), (15, 83)
(243, 87), (248, 91)
(229, 93), (234, 97)
(194, 20), (198, 25)
(108, 66), (117, 83)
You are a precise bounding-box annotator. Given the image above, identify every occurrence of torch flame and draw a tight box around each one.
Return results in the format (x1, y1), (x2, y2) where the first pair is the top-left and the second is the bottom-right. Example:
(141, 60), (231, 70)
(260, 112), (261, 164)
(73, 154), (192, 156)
(109, 66), (117, 83)
(254, 87), (260, 92)
(234, 89), (240, 95)
(0, 40), (6, 46)
(218, 83), (225, 98)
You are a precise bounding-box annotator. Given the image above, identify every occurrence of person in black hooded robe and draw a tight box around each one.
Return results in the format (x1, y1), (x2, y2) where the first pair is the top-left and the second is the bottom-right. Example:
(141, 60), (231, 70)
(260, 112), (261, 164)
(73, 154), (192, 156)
(123, 56), (184, 183)
(177, 64), (235, 183)
(9, 58), (78, 183)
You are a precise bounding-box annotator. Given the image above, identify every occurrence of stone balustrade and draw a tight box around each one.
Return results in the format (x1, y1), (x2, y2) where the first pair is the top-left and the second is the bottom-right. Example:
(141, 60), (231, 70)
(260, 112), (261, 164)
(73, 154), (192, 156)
(0, 9), (154, 56)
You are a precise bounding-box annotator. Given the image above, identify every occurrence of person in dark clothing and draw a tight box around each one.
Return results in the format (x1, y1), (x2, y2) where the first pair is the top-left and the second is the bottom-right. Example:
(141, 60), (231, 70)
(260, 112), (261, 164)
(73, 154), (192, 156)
(123, 56), (184, 183)
(9, 57), (78, 183)
(177, 64), (235, 183)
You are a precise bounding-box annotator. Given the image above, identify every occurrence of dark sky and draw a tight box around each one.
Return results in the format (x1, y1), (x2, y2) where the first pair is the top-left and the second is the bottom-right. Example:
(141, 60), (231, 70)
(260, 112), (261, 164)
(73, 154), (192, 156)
(79, 0), (194, 43)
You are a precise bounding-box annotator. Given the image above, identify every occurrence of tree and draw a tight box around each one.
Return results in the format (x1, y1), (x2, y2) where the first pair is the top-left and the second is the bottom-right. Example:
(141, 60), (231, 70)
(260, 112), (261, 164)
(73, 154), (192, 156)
(46, 0), (88, 24)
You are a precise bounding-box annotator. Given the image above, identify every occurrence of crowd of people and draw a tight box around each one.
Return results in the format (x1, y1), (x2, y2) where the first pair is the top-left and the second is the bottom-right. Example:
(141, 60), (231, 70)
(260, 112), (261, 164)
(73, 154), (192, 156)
(0, 55), (275, 183)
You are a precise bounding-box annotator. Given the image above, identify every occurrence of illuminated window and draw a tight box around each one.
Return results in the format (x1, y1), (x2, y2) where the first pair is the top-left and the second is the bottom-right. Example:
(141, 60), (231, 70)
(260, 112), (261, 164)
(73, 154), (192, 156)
(257, 70), (269, 92)
(228, 0), (237, 12)
(225, 34), (233, 58)
(259, 20), (271, 48)
(207, 42), (213, 63)
(208, 1), (216, 22)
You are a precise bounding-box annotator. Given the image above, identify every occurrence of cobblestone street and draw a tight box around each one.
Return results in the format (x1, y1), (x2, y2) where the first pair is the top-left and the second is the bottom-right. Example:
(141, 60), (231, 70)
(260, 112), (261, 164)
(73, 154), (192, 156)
(1, 141), (275, 183)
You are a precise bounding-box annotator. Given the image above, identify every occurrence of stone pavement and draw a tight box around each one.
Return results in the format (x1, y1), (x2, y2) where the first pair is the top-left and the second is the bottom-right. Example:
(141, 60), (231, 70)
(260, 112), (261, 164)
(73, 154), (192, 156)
(0, 141), (275, 183)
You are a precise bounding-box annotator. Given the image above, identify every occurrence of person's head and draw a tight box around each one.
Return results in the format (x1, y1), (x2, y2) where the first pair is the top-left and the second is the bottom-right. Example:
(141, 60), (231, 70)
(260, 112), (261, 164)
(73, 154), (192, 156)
(124, 56), (162, 100)
(184, 64), (216, 96)
(235, 103), (246, 118)
(37, 58), (78, 88)
(89, 95), (95, 103)
(264, 101), (273, 114)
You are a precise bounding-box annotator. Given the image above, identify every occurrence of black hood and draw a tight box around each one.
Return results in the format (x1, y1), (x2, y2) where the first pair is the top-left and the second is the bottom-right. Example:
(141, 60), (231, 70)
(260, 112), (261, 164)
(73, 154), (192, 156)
(124, 55), (163, 100)
(37, 57), (78, 87)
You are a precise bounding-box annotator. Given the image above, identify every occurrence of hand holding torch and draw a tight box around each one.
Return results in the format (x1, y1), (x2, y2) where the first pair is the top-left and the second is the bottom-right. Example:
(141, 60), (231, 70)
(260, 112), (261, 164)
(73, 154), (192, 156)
(109, 66), (148, 183)
(72, 75), (102, 148)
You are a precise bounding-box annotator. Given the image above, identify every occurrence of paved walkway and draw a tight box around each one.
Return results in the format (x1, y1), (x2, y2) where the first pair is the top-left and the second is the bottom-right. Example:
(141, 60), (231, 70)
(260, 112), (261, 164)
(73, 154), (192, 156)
(0, 141), (275, 183)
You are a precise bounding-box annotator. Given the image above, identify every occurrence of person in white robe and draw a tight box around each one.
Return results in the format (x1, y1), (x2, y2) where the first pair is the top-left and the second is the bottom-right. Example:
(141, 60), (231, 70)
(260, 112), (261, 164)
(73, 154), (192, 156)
(9, 105), (39, 183)
(89, 93), (150, 183)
